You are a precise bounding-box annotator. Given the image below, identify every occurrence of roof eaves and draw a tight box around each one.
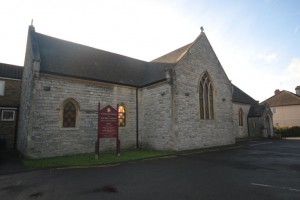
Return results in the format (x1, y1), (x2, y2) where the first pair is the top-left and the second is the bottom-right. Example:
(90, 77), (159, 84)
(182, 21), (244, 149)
(40, 71), (140, 88)
(139, 78), (167, 88)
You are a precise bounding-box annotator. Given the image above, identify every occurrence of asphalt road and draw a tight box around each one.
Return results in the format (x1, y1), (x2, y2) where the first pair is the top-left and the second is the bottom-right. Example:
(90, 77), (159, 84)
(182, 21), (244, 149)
(1, 139), (300, 200)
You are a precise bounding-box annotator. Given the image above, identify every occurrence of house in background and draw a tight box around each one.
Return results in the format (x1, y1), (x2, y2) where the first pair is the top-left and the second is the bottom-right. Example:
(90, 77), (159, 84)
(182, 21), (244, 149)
(232, 85), (273, 138)
(262, 87), (300, 127)
(0, 63), (23, 150)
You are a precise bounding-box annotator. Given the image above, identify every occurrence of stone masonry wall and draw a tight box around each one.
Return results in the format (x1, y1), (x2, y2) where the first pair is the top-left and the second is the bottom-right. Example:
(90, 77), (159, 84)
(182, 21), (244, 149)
(172, 33), (235, 150)
(25, 74), (137, 158)
(17, 27), (37, 153)
(232, 103), (251, 138)
(248, 117), (263, 137)
(138, 82), (174, 150)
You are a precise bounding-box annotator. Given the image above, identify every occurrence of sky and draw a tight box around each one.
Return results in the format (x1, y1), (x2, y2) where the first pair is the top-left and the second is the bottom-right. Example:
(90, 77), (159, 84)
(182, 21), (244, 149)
(0, 0), (299, 101)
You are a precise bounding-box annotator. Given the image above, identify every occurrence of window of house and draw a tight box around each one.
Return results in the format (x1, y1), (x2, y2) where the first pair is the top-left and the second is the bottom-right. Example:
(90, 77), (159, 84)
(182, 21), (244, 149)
(62, 99), (79, 128)
(272, 107), (276, 114)
(199, 72), (214, 120)
(238, 108), (244, 126)
(1, 110), (15, 121)
(118, 104), (126, 127)
(0, 81), (5, 96)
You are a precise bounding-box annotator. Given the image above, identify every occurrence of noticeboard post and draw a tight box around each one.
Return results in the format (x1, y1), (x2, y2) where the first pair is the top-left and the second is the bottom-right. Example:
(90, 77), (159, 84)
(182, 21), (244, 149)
(96, 103), (120, 158)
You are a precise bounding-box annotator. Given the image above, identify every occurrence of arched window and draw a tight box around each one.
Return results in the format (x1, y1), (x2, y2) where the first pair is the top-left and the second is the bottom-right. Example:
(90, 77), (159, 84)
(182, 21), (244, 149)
(238, 108), (244, 126)
(61, 99), (79, 128)
(199, 72), (214, 120)
(118, 104), (126, 127)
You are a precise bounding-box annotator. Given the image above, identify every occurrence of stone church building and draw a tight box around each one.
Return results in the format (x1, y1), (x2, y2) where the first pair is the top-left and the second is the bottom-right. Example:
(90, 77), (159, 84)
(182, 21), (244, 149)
(17, 26), (273, 158)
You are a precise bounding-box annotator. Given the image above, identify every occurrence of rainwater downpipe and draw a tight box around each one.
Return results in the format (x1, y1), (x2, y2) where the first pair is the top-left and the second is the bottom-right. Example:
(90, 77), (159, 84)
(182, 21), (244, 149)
(136, 87), (139, 149)
(247, 117), (250, 137)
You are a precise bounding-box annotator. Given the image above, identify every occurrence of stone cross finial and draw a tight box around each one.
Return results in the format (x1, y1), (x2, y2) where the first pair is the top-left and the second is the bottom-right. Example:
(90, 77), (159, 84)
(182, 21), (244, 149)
(200, 26), (204, 32)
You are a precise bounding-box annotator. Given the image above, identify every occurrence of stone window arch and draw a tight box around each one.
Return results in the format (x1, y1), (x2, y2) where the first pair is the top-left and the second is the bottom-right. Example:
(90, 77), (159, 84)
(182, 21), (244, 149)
(118, 103), (126, 127)
(199, 71), (214, 120)
(60, 98), (80, 128)
(238, 108), (244, 126)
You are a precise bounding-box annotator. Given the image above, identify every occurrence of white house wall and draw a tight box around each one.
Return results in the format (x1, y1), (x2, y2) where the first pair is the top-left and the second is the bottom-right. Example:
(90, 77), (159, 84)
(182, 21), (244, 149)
(272, 105), (300, 127)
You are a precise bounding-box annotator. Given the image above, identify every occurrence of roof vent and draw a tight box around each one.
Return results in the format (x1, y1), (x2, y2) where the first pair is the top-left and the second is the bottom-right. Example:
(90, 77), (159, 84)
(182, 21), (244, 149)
(295, 86), (300, 96)
(274, 89), (280, 95)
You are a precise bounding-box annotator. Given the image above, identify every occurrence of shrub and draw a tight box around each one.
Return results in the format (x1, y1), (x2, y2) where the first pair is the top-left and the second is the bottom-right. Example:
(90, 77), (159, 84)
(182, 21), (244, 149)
(274, 126), (300, 137)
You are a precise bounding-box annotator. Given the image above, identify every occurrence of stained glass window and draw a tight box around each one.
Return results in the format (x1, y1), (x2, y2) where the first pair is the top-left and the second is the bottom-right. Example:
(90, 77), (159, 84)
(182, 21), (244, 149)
(118, 105), (126, 127)
(199, 72), (214, 120)
(63, 102), (76, 127)
(239, 108), (244, 126)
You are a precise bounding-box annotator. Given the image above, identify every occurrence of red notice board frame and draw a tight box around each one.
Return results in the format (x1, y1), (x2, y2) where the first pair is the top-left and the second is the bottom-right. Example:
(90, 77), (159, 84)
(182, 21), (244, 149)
(97, 103), (120, 155)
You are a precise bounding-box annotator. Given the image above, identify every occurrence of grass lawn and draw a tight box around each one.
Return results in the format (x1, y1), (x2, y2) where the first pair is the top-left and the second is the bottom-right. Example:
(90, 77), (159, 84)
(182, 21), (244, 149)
(23, 150), (171, 168)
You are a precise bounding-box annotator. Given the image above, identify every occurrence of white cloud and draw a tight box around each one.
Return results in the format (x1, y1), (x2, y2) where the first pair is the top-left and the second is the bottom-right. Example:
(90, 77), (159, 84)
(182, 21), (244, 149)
(256, 53), (278, 63)
(286, 58), (300, 80)
(269, 58), (300, 95)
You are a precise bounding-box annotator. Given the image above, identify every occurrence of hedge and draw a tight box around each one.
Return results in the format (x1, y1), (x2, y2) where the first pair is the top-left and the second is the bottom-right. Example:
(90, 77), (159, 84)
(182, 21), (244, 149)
(274, 126), (300, 137)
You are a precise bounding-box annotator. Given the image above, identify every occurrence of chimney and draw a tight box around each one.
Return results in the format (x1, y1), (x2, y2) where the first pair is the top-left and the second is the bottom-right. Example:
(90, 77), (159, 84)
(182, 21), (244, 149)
(295, 86), (300, 96)
(274, 89), (280, 95)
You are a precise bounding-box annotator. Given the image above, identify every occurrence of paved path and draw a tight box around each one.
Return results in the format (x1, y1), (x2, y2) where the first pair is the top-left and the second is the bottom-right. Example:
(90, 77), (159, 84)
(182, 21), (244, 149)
(0, 151), (28, 175)
(1, 139), (300, 200)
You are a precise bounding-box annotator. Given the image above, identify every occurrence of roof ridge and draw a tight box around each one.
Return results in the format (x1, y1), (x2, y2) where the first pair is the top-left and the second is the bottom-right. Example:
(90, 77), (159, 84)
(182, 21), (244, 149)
(261, 89), (300, 106)
(282, 90), (300, 97)
(151, 31), (210, 64)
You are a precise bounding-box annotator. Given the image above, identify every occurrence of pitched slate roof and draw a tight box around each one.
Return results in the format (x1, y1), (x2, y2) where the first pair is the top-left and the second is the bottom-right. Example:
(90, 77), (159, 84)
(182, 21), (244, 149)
(152, 43), (193, 63)
(248, 105), (267, 117)
(261, 90), (300, 106)
(31, 29), (173, 87)
(28, 25), (256, 100)
(0, 63), (23, 79)
(232, 84), (257, 105)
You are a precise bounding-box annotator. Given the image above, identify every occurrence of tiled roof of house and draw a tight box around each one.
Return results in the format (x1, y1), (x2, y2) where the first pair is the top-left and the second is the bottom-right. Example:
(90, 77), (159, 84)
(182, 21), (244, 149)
(33, 30), (174, 87)
(0, 63), (23, 79)
(261, 90), (300, 106)
(232, 84), (257, 105)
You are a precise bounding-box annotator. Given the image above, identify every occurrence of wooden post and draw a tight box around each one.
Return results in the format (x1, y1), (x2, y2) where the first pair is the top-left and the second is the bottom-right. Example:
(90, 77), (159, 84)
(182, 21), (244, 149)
(96, 103), (100, 159)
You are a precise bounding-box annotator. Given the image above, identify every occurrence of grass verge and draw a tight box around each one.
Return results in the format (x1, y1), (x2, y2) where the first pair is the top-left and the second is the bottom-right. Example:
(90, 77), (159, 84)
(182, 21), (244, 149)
(23, 150), (171, 168)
